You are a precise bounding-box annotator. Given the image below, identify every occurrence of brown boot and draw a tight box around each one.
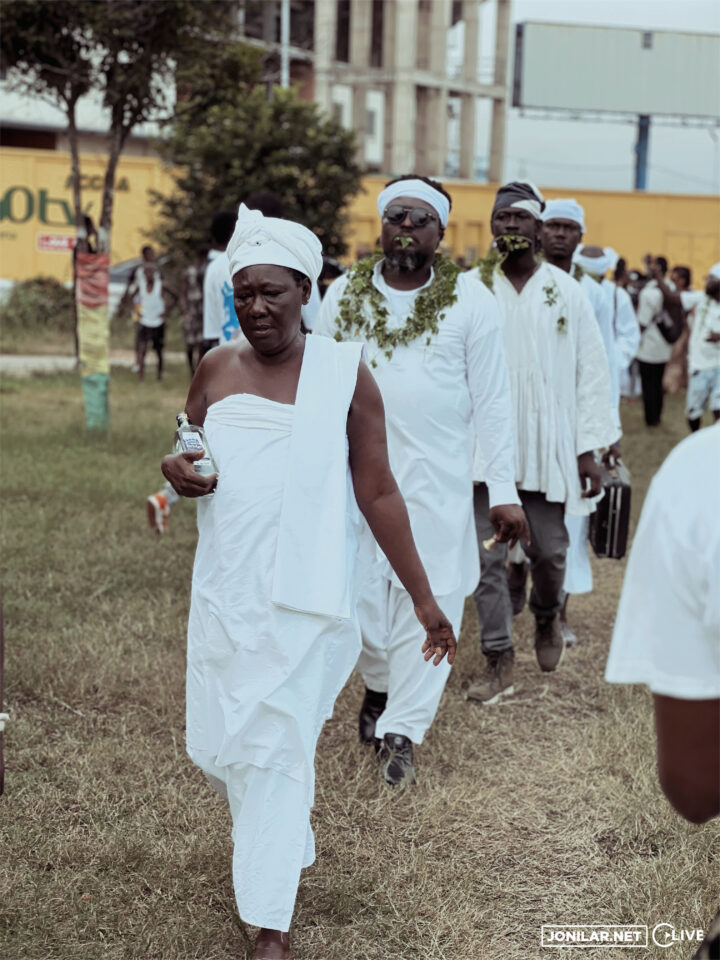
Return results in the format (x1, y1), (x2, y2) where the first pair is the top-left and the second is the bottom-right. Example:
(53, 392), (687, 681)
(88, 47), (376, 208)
(467, 649), (514, 705)
(252, 930), (293, 959)
(534, 615), (565, 672)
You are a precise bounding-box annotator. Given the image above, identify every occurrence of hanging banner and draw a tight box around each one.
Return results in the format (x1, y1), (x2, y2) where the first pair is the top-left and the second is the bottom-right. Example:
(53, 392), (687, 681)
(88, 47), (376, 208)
(76, 251), (110, 430)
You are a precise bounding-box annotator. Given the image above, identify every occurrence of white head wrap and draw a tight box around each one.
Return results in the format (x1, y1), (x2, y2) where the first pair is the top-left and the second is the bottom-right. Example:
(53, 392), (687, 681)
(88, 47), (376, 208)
(227, 204), (323, 281)
(573, 246), (615, 276)
(492, 181), (545, 220)
(710, 263), (720, 280)
(377, 178), (450, 227)
(542, 199), (585, 232)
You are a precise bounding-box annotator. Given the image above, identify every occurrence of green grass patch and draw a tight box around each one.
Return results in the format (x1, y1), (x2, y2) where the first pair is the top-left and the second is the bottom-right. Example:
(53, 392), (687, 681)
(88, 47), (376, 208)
(1, 377), (717, 959)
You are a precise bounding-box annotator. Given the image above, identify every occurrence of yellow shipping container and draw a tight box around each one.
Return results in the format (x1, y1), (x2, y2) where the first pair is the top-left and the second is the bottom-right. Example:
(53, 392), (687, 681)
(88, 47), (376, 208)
(1, 149), (719, 288)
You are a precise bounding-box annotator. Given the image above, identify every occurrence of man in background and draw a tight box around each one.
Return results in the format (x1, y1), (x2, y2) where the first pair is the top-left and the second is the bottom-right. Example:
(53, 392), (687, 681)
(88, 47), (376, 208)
(126, 245), (177, 381)
(652, 263), (720, 431)
(636, 256), (674, 427)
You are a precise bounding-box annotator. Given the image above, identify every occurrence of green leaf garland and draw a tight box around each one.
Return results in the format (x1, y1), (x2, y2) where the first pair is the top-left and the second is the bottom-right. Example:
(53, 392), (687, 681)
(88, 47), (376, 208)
(333, 250), (461, 364)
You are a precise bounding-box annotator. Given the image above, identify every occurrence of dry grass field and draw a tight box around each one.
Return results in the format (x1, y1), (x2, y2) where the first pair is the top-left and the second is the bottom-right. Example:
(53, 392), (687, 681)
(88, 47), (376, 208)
(1, 364), (717, 960)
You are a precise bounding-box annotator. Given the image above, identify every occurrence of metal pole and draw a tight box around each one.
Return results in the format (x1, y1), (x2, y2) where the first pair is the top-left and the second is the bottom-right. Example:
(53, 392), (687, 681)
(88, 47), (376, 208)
(634, 114), (650, 190)
(280, 0), (291, 88)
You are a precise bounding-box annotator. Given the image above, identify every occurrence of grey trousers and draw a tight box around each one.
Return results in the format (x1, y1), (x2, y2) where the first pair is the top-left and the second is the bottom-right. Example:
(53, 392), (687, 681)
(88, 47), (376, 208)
(472, 484), (569, 654)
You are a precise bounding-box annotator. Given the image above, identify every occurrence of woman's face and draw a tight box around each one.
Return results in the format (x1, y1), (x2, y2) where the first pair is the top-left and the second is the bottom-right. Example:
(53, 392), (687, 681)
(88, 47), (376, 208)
(232, 265), (310, 355)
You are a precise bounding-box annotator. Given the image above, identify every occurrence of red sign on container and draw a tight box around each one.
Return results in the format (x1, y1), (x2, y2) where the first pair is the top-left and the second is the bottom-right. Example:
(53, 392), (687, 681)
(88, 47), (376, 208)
(36, 233), (76, 253)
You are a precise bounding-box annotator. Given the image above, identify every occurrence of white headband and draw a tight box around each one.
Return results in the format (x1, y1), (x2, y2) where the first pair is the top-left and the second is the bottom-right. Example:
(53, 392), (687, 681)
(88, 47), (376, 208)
(492, 180), (545, 220)
(377, 179), (450, 227)
(573, 247), (614, 276)
(227, 204), (323, 281)
(542, 198), (585, 232)
(710, 263), (720, 280)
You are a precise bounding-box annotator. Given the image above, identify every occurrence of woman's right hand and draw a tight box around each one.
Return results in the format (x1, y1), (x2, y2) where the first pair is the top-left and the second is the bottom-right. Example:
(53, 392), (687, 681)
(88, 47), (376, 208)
(161, 452), (217, 498)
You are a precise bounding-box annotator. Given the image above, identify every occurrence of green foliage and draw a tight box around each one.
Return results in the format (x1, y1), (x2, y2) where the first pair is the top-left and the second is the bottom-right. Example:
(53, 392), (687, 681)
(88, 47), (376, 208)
(0, 277), (75, 333)
(1, 0), (239, 236)
(333, 251), (461, 365)
(152, 50), (363, 260)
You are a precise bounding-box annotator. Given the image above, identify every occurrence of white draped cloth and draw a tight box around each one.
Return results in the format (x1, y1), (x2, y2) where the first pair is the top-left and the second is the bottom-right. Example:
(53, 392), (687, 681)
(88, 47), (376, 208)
(471, 262), (615, 517)
(186, 337), (362, 930)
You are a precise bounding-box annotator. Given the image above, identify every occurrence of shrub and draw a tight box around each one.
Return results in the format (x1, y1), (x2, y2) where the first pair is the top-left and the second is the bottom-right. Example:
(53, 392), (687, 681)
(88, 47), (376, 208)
(0, 277), (75, 333)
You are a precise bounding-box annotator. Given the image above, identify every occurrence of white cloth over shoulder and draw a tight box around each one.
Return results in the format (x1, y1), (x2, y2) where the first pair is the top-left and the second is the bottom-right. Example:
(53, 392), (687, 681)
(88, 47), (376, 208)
(471, 261), (615, 515)
(605, 423), (720, 699)
(271, 334), (363, 620)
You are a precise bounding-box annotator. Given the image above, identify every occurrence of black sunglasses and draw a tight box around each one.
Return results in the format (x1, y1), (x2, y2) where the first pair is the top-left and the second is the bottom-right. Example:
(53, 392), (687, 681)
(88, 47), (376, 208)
(383, 205), (438, 228)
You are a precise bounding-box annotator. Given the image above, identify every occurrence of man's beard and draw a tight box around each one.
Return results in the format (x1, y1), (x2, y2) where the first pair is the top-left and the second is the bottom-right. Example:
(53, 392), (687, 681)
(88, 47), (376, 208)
(385, 248), (431, 272)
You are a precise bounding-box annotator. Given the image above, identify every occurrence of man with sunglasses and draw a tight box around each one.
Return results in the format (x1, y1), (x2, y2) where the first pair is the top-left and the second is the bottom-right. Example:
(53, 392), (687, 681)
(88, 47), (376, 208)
(316, 175), (526, 786)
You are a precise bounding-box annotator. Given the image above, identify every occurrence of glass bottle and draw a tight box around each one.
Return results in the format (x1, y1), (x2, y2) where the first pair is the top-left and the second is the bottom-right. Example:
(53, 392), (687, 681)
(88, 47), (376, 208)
(175, 412), (218, 478)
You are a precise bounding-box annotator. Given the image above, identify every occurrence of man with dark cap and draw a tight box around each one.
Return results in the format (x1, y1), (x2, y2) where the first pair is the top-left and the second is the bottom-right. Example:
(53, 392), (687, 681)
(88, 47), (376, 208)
(468, 181), (615, 705)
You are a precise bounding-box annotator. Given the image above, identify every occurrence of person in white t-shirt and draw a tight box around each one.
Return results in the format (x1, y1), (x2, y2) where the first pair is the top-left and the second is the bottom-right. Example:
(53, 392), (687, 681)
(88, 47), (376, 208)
(650, 262), (720, 432)
(636, 256), (676, 427)
(605, 423), (720, 824)
(126, 245), (177, 381)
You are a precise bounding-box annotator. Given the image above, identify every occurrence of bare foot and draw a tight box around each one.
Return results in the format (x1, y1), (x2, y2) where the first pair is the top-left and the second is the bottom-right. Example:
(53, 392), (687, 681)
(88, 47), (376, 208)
(252, 928), (292, 959)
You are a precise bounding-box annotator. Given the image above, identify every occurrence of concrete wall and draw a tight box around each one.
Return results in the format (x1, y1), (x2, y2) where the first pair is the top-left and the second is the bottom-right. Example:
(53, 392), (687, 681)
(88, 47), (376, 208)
(0, 148), (175, 284)
(1, 149), (719, 287)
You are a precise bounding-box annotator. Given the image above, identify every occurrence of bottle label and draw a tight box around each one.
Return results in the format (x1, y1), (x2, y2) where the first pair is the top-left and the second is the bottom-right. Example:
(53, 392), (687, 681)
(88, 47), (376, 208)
(181, 431), (204, 453)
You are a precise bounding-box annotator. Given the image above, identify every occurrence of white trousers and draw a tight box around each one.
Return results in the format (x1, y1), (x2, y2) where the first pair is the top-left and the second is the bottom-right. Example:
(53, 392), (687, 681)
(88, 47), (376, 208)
(357, 575), (466, 744)
(563, 514), (593, 595)
(191, 749), (314, 932)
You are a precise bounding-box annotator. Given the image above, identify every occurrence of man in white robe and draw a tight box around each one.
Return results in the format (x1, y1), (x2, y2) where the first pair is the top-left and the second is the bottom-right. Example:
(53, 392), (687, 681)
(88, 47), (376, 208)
(468, 182), (615, 704)
(539, 201), (621, 648)
(315, 175), (527, 785)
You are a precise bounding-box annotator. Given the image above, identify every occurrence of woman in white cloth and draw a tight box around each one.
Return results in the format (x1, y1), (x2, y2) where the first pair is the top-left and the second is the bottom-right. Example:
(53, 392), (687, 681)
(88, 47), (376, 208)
(161, 205), (456, 960)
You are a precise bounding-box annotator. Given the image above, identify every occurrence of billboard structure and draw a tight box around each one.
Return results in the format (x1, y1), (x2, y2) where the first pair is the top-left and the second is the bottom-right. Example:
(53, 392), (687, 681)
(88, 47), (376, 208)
(512, 23), (720, 189)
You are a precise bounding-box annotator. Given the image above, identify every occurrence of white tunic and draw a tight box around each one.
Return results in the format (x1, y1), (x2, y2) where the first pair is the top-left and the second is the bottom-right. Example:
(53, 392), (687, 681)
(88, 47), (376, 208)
(579, 272), (620, 440)
(605, 423), (720, 698)
(471, 261), (615, 516)
(316, 261), (518, 597)
(602, 279), (641, 375)
(186, 388), (361, 800)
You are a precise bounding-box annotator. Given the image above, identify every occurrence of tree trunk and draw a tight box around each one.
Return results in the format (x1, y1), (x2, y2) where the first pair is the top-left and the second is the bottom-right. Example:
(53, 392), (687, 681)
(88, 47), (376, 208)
(98, 121), (128, 254)
(66, 103), (86, 251)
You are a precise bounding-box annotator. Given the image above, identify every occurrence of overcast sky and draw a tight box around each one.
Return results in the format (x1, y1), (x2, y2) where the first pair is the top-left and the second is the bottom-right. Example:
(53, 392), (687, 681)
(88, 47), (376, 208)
(477, 0), (720, 193)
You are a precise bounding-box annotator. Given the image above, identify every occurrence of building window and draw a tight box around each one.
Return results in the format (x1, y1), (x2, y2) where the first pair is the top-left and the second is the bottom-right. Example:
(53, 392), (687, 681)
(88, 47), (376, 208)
(642, 31), (653, 49)
(370, 0), (384, 68)
(336, 0), (350, 63)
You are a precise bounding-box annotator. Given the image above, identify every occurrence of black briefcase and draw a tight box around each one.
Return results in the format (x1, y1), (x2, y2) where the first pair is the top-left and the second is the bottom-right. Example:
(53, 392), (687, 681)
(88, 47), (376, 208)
(588, 459), (631, 559)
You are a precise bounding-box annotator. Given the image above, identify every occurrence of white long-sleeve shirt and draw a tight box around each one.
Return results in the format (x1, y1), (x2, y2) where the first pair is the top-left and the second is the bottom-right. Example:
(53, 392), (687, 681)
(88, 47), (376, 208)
(579, 272), (620, 441)
(471, 261), (615, 516)
(315, 261), (518, 597)
(602, 279), (641, 372)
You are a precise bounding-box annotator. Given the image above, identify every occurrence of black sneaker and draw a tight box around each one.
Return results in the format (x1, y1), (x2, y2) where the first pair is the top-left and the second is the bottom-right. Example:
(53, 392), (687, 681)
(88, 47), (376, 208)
(377, 733), (415, 786)
(358, 687), (388, 746)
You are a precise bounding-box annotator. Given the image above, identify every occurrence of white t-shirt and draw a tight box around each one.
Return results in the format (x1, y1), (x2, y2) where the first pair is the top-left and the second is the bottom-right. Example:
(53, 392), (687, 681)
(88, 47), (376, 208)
(134, 267), (165, 328)
(636, 280), (673, 364)
(681, 291), (720, 373)
(203, 249), (238, 342)
(605, 423), (720, 699)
